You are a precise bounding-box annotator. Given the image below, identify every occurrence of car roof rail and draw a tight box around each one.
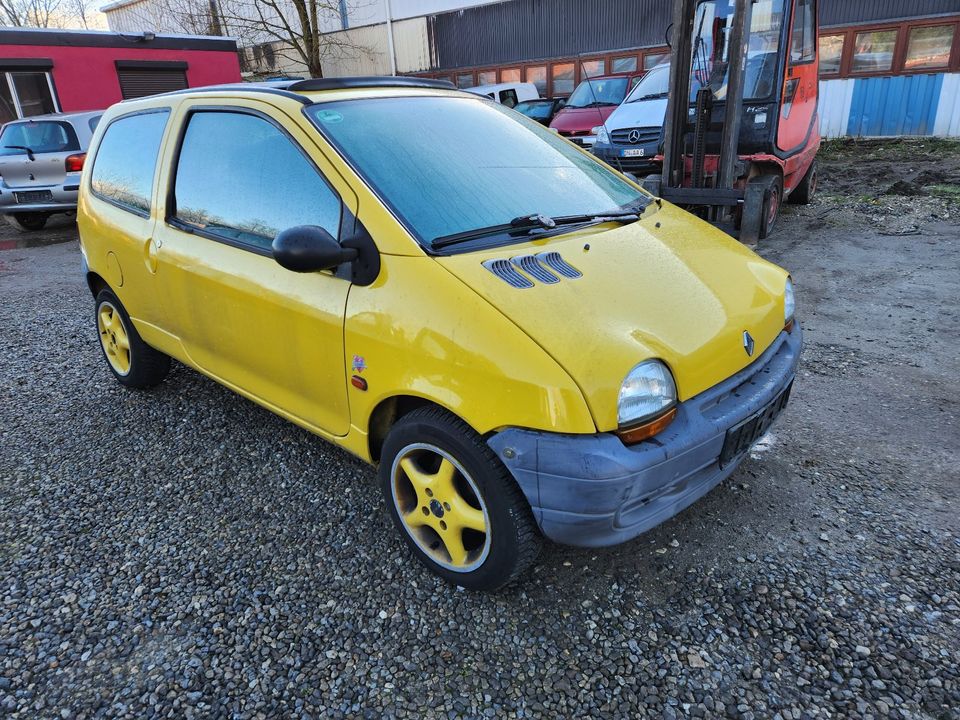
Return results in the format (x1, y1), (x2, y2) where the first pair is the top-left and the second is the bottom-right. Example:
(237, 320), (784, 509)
(285, 76), (456, 92)
(121, 83), (314, 105)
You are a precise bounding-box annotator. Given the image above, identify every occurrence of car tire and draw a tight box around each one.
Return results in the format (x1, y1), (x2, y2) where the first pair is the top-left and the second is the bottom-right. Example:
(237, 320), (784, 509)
(95, 290), (170, 388)
(379, 406), (541, 591)
(10, 212), (50, 232)
(759, 175), (782, 240)
(788, 160), (817, 205)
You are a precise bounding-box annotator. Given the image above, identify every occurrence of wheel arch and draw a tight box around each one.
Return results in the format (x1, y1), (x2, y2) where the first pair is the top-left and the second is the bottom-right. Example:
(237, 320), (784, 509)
(86, 270), (110, 299)
(367, 394), (466, 463)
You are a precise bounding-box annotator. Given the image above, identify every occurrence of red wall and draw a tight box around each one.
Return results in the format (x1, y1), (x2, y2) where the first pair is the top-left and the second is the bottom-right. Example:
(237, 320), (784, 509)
(1, 44), (241, 112)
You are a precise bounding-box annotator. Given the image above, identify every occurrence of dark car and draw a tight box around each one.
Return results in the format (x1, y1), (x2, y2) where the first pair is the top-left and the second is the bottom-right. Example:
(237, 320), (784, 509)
(514, 97), (566, 126)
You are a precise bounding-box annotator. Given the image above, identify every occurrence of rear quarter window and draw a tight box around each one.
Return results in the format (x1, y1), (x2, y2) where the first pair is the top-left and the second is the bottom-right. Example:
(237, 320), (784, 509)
(90, 110), (169, 215)
(0, 121), (79, 156)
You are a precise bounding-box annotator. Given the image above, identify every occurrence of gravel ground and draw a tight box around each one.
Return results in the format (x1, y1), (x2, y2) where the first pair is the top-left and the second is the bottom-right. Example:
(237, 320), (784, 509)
(1, 141), (959, 719)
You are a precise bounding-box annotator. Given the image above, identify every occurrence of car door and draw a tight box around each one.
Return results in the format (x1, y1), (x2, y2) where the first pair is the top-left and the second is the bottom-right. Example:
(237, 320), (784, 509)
(152, 99), (355, 437)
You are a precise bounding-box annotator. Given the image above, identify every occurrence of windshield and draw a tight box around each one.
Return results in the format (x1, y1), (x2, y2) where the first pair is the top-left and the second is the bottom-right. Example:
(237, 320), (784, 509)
(0, 120), (80, 156)
(565, 77), (630, 108)
(308, 97), (645, 249)
(515, 100), (553, 119)
(625, 65), (671, 102)
(691, 0), (785, 101)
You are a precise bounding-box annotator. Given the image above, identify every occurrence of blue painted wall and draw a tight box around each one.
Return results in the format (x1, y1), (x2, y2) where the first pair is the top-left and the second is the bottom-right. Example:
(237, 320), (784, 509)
(847, 74), (944, 136)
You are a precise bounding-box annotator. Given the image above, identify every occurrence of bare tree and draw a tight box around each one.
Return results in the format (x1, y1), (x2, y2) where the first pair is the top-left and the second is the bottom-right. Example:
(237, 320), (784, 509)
(0, 0), (105, 29)
(112, 0), (374, 78)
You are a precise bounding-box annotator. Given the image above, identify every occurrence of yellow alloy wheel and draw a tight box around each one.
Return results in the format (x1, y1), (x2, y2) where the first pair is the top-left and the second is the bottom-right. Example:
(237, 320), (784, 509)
(390, 443), (491, 572)
(97, 301), (131, 376)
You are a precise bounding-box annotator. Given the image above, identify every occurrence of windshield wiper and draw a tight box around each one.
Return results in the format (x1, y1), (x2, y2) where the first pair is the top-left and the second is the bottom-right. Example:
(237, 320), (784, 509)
(4, 145), (35, 161)
(630, 92), (669, 103)
(432, 204), (649, 250)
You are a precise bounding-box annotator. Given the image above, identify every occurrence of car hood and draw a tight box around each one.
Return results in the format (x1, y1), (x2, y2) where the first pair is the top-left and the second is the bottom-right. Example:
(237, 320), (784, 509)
(605, 97), (669, 132)
(435, 204), (789, 432)
(549, 106), (617, 134)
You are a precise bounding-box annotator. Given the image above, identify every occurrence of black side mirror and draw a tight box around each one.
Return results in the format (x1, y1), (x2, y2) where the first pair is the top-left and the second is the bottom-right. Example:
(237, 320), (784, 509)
(272, 225), (358, 273)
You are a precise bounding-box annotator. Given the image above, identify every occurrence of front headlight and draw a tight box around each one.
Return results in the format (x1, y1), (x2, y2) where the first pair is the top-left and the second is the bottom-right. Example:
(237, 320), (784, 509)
(618, 360), (677, 428)
(593, 125), (609, 145)
(784, 277), (796, 329)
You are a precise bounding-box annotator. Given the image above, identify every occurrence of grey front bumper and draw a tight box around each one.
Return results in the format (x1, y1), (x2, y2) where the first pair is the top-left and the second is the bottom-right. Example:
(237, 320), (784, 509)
(488, 327), (802, 547)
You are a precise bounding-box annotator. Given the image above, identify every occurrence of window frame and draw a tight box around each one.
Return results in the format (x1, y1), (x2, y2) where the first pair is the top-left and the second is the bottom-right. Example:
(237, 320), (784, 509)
(165, 105), (344, 258)
(1, 70), (59, 120)
(848, 26), (902, 77)
(788, 0), (817, 66)
(903, 23), (957, 72)
(89, 107), (171, 220)
(817, 32), (846, 76)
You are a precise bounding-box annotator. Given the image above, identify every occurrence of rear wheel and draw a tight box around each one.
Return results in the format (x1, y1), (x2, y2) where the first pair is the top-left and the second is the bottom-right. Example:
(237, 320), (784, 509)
(379, 406), (541, 591)
(788, 160), (818, 205)
(10, 212), (50, 232)
(95, 290), (170, 388)
(758, 175), (782, 240)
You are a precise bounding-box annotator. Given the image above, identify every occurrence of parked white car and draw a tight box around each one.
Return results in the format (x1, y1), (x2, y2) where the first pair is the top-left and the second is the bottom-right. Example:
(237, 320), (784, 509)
(590, 63), (670, 176)
(466, 82), (539, 108)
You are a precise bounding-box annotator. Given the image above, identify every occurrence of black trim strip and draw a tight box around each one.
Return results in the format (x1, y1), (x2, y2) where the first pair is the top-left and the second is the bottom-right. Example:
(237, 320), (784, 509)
(0, 28), (237, 52)
(0, 57), (53, 70)
(115, 59), (188, 71)
(286, 76), (456, 92)
(129, 83), (311, 105)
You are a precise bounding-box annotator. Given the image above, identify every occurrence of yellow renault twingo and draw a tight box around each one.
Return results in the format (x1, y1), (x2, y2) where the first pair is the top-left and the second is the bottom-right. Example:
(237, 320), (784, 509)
(78, 77), (800, 591)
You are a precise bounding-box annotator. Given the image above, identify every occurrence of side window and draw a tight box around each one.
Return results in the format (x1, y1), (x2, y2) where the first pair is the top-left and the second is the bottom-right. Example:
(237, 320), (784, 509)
(500, 89), (518, 108)
(790, 0), (816, 63)
(173, 111), (341, 252)
(91, 110), (169, 215)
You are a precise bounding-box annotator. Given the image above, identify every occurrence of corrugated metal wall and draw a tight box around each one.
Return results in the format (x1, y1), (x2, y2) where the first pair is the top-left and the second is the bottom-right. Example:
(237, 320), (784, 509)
(428, 0), (672, 70)
(322, 17), (431, 76)
(819, 0), (960, 27)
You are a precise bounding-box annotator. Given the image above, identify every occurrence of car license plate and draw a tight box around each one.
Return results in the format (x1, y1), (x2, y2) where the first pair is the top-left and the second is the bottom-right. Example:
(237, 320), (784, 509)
(719, 382), (793, 467)
(621, 148), (645, 158)
(15, 190), (53, 203)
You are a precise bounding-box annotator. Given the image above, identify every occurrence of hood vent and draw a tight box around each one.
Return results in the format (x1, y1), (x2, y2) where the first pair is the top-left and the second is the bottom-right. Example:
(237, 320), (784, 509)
(512, 254), (559, 284)
(537, 251), (582, 279)
(482, 258), (534, 288)
(483, 253), (582, 289)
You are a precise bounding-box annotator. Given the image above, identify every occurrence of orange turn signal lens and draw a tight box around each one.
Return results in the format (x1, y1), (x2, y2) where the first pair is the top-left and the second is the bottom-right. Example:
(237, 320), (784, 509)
(784, 318), (795, 333)
(616, 407), (677, 445)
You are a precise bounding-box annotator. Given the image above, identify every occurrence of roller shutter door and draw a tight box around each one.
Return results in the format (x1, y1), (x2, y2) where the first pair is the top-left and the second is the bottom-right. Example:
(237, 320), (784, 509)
(117, 69), (188, 99)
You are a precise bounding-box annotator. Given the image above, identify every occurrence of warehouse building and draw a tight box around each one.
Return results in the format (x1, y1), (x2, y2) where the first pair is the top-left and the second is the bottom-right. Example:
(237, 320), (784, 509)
(0, 27), (241, 125)
(100, 0), (960, 138)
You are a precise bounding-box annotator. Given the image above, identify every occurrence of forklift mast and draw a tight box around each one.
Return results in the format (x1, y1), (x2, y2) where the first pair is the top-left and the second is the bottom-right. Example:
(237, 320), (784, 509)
(649, 0), (821, 244)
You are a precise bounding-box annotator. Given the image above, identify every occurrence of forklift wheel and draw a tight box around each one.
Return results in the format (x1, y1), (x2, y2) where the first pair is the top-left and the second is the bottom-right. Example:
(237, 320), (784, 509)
(759, 176), (782, 240)
(788, 161), (818, 205)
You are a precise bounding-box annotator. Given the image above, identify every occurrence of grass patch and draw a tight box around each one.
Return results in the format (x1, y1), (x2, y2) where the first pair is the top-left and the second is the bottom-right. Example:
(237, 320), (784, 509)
(929, 184), (960, 201)
(819, 137), (960, 161)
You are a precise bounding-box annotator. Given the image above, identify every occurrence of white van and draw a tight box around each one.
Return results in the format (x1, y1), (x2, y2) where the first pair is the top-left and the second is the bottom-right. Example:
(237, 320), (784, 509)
(466, 82), (540, 108)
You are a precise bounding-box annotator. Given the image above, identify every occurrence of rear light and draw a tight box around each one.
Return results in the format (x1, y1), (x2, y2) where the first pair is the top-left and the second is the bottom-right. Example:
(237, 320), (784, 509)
(616, 407), (677, 445)
(65, 153), (86, 173)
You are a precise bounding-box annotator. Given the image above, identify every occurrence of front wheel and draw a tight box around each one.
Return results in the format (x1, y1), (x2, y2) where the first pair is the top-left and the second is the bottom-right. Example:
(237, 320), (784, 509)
(788, 160), (818, 205)
(379, 406), (541, 591)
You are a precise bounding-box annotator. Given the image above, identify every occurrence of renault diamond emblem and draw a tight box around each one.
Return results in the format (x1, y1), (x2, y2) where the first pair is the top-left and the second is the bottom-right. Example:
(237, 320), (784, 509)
(742, 331), (755, 357)
(627, 129), (642, 144)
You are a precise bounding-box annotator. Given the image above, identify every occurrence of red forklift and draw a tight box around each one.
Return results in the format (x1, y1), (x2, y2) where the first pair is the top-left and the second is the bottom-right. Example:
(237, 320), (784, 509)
(643, 0), (820, 243)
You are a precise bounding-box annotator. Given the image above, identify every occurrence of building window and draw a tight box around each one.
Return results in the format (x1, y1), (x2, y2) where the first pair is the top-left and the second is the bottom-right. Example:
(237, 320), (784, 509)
(612, 56), (638, 74)
(456, 72), (475, 89)
(904, 25), (955, 71)
(0, 71), (58, 124)
(818, 34), (845, 75)
(477, 70), (496, 86)
(790, 0), (816, 63)
(580, 59), (605, 78)
(851, 29), (897, 74)
(500, 67), (521, 83)
(643, 52), (668, 71)
(525, 65), (547, 95)
(551, 62), (575, 95)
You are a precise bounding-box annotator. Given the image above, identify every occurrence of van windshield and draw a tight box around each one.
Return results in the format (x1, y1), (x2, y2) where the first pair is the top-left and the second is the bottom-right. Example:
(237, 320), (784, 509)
(307, 97), (646, 250)
(566, 77), (630, 108)
(0, 121), (80, 156)
(625, 65), (670, 102)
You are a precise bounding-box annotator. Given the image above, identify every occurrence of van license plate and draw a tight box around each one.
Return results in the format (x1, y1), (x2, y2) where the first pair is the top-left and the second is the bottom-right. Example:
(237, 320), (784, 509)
(15, 190), (53, 203)
(719, 382), (793, 467)
(621, 148), (645, 158)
